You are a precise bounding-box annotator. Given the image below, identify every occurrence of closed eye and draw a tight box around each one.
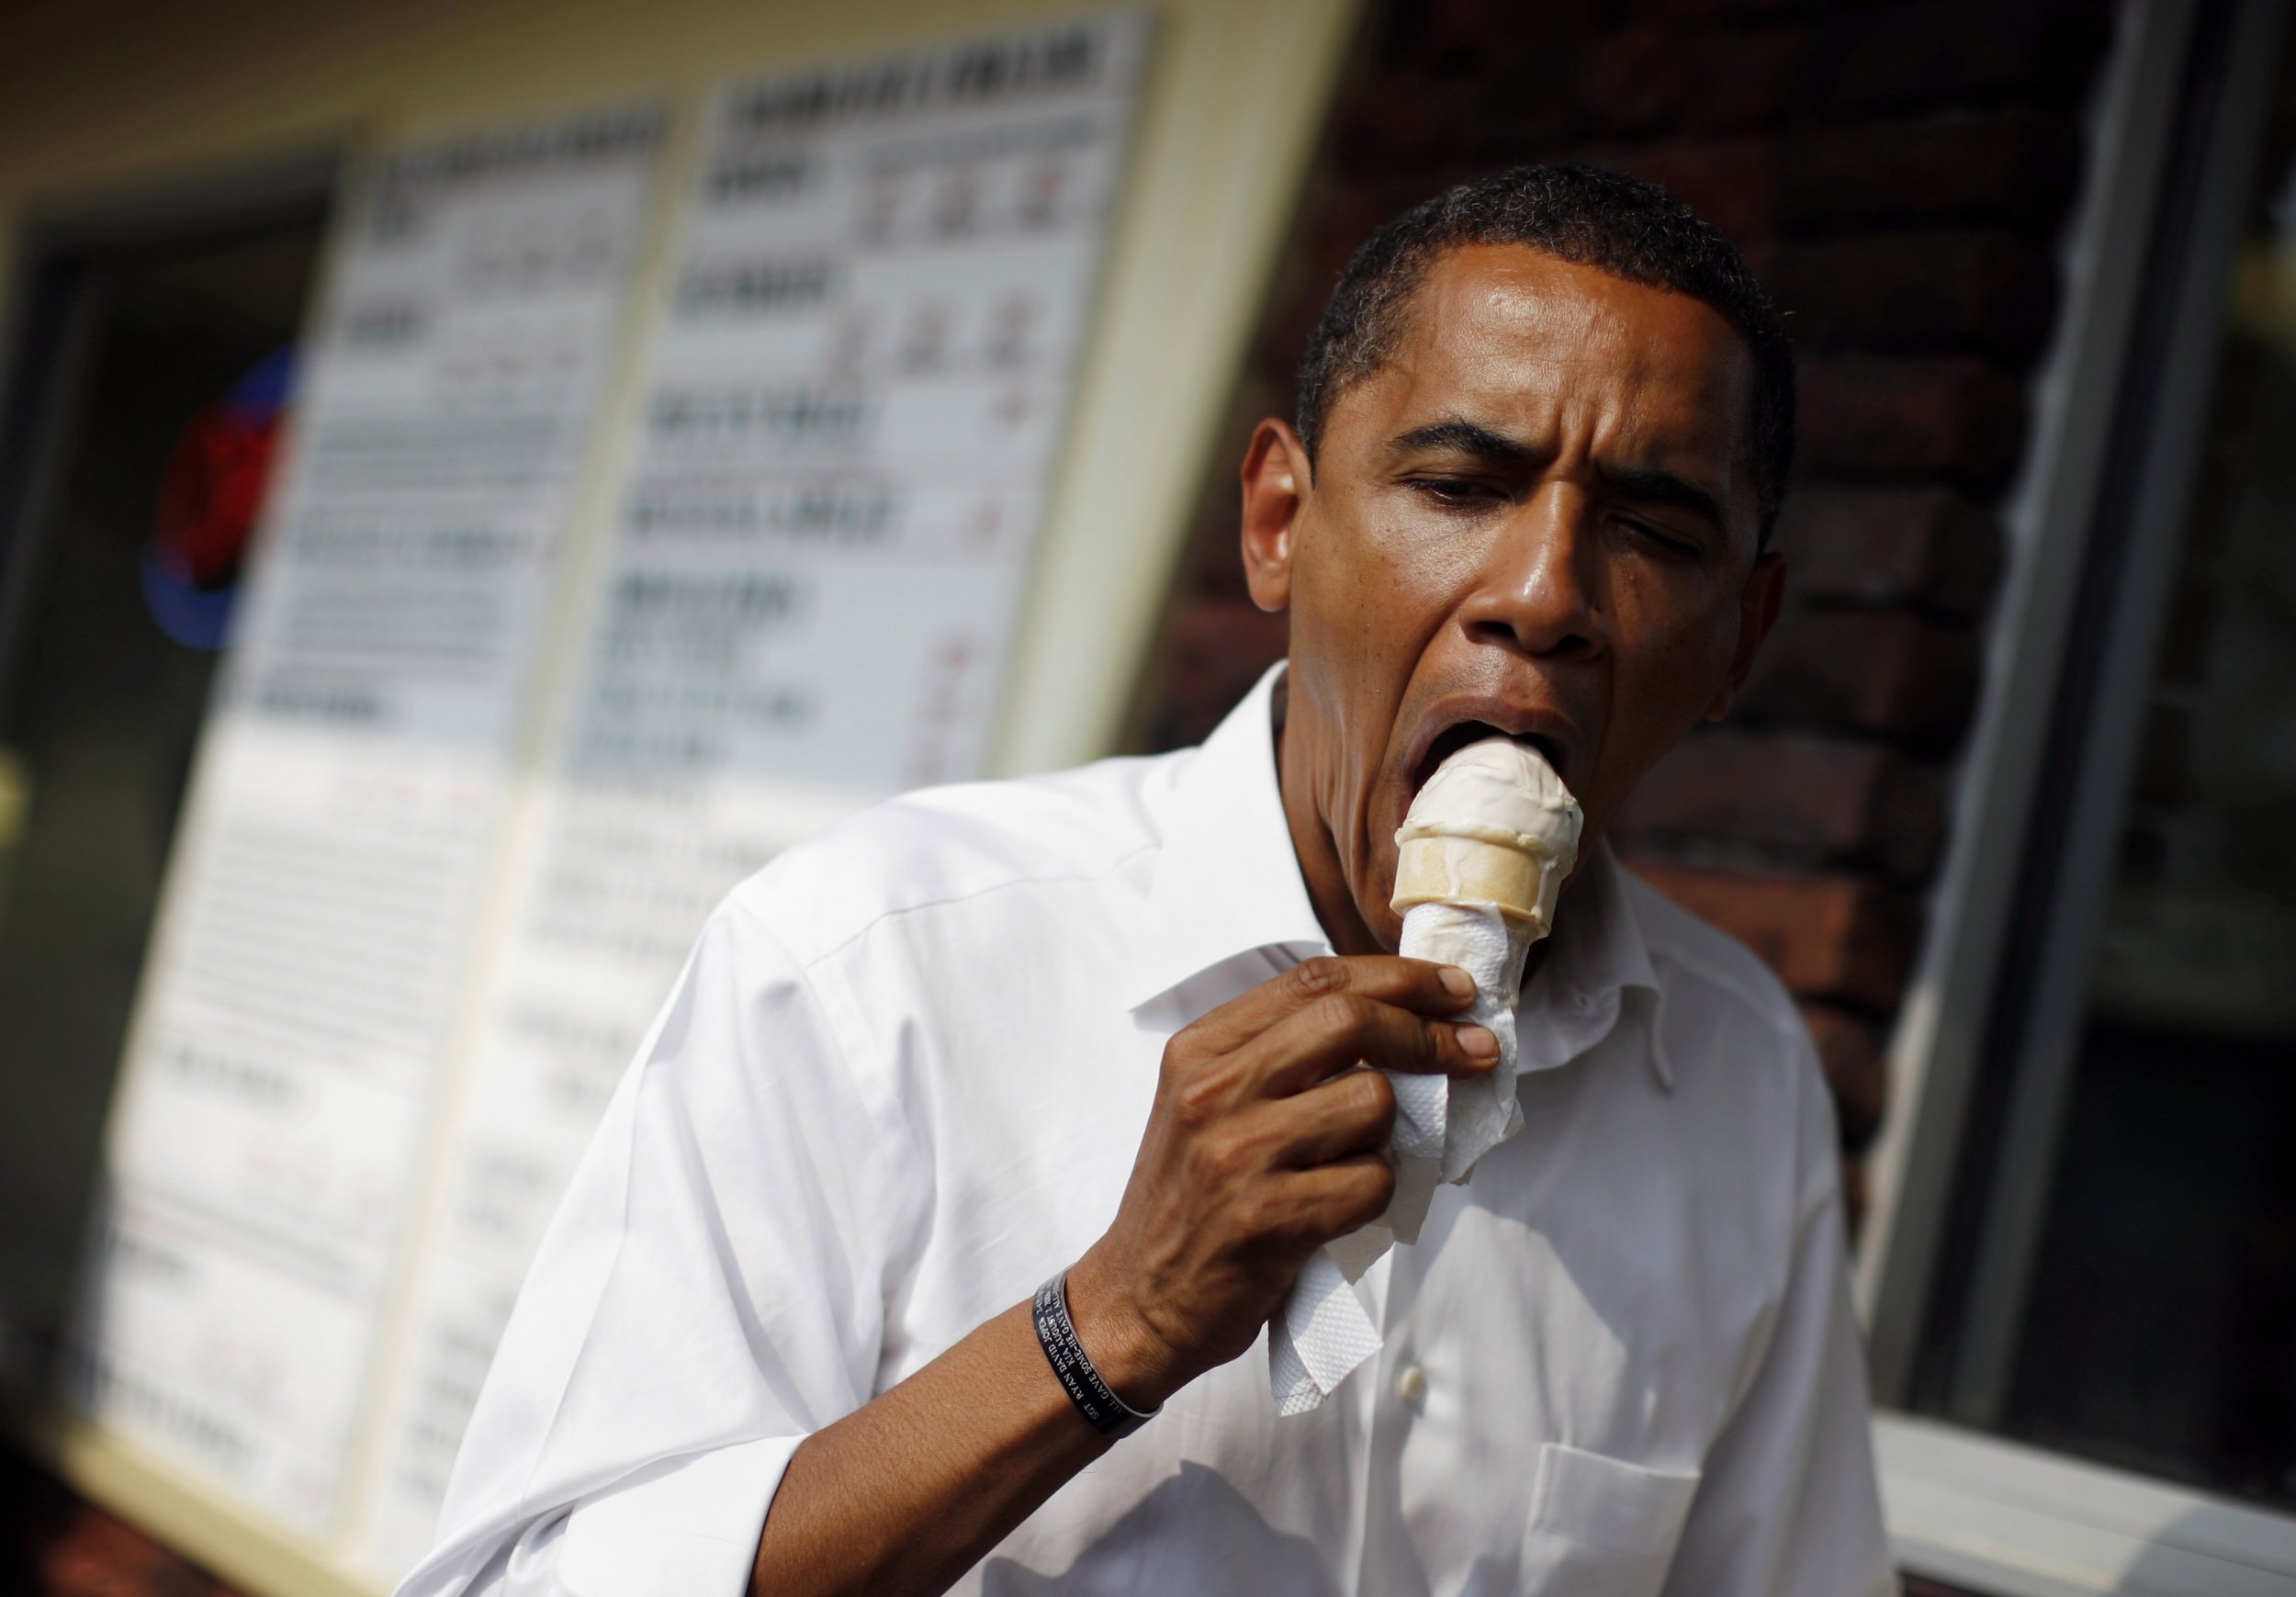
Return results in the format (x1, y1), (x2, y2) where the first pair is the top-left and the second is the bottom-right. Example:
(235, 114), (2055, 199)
(1617, 516), (1702, 558)
(1408, 476), (1510, 511)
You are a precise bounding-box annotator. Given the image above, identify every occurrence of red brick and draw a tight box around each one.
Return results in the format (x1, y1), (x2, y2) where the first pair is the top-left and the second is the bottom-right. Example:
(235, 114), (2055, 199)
(1796, 355), (2029, 489)
(1608, 107), (2082, 238)
(1739, 607), (1980, 748)
(1139, 597), (1289, 753)
(1763, 229), (2058, 358)
(1333, 69), (1480, 175)
(1623, 0), (1876, 19)
(1746, 1), (2111, 123)
(1170, 378), (1293, 605)
(1581, 3), (2103, 140)
(1625, 861), (1920, 1008)
(1252, 281), (1333, 399)
(1595, 138), (1779, 240)
(1616, 728), (1947, 877)
(1305, 184), (1397, 280)
(1772, 485), (2002, 617)
(1304, 175), (1477, 280)
(1372, 0), (1602, 72)
(1780, 107), (2083, 230)
(1173, 500), (1246, 604)
(1800, 1000), (1888, 1153)
(1393, 3), (2107, 148)
(1343, 113), (2078, 267)
(1580, 23), (1816, 138)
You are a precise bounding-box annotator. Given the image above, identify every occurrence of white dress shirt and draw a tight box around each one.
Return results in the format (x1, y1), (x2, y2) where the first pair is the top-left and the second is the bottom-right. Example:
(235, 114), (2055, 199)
(398, 666), (1895, 1597)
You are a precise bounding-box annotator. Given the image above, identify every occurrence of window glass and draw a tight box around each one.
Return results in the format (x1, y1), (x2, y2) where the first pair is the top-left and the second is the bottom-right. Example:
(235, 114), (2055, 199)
(1917, 13), (2296, 1510)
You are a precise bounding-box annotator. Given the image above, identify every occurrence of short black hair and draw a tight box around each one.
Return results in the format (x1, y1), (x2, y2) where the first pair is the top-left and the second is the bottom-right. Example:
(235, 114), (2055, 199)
(1294, 164), (1795, 542)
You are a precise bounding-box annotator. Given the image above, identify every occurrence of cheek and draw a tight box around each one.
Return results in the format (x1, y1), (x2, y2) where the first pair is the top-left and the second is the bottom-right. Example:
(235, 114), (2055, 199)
(1298, 520), (1468, 683)
(1604, 579), (1741, 760)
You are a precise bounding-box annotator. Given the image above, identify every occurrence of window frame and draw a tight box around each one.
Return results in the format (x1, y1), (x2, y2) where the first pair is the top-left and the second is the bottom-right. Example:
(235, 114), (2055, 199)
(1877, 1413), (2296, 1596)
(1855, 0), (2296, 1588)
(1853, 0), (2296, 1587)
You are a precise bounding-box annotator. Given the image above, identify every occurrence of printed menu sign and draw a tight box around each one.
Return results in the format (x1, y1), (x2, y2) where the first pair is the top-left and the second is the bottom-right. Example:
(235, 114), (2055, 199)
(589, 15), (1150, 793)
(356, 17), (1149, 1572)
(78, 107), (665, 1535)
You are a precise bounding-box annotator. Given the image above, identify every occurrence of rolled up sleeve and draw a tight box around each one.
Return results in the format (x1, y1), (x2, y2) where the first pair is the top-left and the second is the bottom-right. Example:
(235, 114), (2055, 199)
(395, 900), (917, 1597)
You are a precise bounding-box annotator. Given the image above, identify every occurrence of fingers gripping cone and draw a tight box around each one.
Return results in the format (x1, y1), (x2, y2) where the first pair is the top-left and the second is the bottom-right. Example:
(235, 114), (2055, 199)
(1270, 737), (1581, 1416)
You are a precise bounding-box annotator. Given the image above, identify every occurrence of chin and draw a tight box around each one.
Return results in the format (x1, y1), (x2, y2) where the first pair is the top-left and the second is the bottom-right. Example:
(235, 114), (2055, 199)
(1356, 869), (1406, 953)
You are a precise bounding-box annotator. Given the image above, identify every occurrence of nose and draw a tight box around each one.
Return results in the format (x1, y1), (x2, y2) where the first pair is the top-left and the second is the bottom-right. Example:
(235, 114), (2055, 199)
(1458, 481), (1604, 660)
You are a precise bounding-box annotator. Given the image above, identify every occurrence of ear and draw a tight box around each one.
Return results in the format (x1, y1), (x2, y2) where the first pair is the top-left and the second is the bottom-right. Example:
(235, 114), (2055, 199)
(1239, 417), (1312, 613)
(1703, 550), (1786, 721)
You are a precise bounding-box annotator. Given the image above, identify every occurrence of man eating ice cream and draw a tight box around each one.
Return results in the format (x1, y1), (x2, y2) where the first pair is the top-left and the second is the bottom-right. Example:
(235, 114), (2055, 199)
(400, 165), (1896, 1597)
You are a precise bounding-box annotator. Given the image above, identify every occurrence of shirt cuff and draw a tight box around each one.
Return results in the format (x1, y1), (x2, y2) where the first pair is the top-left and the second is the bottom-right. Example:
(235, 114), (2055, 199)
(557, 1434), (803, 1597)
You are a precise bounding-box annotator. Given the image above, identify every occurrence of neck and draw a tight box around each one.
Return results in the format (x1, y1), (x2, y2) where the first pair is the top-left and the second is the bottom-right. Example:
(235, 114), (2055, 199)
(1270, 676), (1384, 957)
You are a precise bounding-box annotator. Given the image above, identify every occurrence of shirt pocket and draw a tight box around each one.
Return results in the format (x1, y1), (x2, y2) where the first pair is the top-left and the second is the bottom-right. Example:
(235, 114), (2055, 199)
(1517, 1442), (1701, 1597)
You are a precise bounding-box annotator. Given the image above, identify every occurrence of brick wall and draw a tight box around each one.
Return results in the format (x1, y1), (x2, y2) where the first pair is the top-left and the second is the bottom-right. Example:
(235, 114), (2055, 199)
(1131, 0), (2115, 1222)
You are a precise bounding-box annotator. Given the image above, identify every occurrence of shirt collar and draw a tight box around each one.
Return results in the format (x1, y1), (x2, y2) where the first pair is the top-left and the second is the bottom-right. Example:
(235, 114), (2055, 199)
(1122, 662), (1673, 1093)
(1515, 839), (1674, 1093)
(1122, 664), (1330, 1012)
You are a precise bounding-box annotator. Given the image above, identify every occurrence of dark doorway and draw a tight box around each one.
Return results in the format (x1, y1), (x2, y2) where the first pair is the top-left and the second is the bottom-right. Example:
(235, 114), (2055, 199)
(0, 159), (334, 1387)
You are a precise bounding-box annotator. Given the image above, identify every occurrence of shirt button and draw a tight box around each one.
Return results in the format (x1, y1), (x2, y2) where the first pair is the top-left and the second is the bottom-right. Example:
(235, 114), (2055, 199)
(1394, 1364), (1428, 1404)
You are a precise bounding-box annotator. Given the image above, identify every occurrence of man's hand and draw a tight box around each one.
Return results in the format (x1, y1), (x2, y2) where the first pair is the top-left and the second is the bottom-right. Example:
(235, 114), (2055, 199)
(750, 955), (1489, 1597)
(1065, 955), (1494, 1407)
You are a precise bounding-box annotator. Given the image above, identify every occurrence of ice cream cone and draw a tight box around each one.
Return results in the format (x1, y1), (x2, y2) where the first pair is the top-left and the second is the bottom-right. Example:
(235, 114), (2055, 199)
(1391, 737), (1580, 935)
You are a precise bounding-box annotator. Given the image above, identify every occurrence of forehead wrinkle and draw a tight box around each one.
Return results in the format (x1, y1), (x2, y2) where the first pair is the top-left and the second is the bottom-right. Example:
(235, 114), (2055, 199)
(1424, 277), (1708, 419)
(1328, 248), (1758, 524)
(1460, 260), (1758, 517)
(1381, 415), (1537, 467)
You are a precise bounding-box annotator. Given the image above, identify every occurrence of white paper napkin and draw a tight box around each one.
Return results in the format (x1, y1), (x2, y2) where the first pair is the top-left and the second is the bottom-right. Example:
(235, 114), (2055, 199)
(1267, 902), (1526, 1415)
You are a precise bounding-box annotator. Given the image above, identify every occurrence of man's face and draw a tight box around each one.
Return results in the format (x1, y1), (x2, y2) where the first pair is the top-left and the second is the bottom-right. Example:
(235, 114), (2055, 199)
(1242, 243), (1784, 952)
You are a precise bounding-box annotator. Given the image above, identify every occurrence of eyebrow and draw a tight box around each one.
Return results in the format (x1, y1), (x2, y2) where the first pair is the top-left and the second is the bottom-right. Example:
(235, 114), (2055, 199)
(1385, 417), (1536, 467)
(1599, 465), (1726, 534)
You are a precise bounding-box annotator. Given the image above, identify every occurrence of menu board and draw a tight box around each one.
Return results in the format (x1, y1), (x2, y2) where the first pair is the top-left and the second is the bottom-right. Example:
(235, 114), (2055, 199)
(73, 107), (667, 1535)
(353, 18), (1152, 1574)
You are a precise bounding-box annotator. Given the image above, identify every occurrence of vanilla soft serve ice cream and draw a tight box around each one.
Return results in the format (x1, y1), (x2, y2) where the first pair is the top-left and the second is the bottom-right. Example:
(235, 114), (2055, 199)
(1391, 734), (1581, 933)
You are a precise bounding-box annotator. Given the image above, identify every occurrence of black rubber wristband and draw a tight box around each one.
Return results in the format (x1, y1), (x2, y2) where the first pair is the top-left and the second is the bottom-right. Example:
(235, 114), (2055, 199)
(1031, 1272), (1160, 1438)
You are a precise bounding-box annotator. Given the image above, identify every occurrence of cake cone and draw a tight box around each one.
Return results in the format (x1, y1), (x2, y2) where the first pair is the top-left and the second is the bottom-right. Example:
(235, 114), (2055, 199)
(1391, 736), (1581, 936)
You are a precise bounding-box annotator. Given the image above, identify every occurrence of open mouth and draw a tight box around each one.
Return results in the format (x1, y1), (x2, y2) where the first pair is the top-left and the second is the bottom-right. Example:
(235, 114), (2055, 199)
(1406, 720), (1566, 804)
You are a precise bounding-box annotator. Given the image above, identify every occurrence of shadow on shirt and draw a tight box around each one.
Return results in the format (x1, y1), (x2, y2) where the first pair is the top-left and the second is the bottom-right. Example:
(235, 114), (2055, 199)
(979, 1460), (1517, 1596)
(980, 1463), (1340, 1596)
